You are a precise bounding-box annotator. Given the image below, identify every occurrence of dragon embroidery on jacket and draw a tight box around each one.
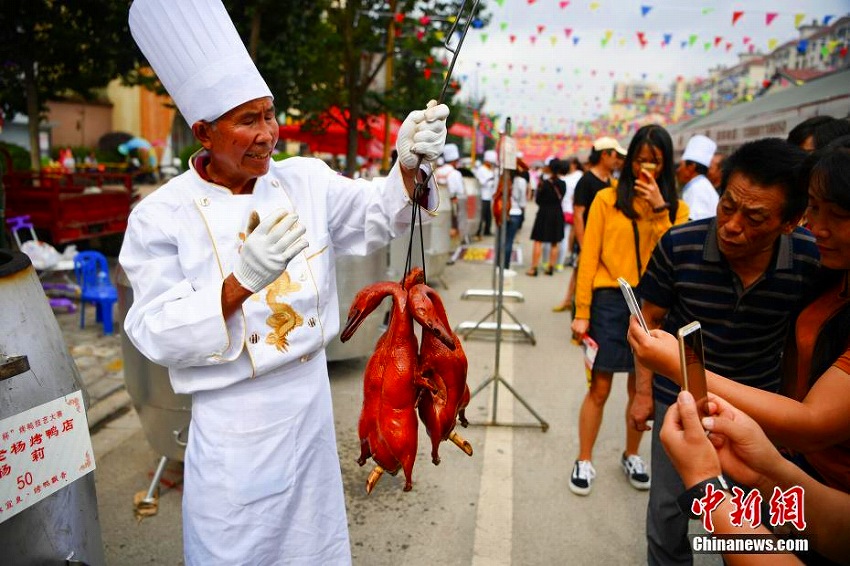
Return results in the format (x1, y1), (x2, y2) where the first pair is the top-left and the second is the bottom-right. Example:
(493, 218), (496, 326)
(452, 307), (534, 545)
(264, 272), (304, 352)
(238, 212), (304, 352)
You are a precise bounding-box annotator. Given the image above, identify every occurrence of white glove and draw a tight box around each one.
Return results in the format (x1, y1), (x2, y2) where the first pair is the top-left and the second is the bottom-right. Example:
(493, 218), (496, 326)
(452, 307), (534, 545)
(396, 100), (450, 170)
(234, 209), (308, 293)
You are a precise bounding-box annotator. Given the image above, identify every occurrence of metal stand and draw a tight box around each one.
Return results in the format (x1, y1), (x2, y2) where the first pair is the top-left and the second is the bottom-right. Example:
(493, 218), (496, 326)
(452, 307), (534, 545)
(456, 156), (535, 343)
(466, 119), (547, 431)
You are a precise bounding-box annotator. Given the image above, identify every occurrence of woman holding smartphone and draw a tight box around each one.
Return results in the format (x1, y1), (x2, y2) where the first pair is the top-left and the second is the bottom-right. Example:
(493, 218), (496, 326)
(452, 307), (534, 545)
(569, 124), (689, 496)
(629, 136), (850, 494)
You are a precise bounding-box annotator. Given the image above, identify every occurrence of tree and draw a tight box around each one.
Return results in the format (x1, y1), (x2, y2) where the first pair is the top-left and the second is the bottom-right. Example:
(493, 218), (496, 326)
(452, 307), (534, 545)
(224, 0), (489, 176)
(0, 0), (139, 170)
(320, 0), (490, 175)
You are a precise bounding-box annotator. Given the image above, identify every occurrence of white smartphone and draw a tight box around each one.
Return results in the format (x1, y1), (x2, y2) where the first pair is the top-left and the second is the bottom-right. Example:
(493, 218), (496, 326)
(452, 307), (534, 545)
(677, 321), (709, 418)
(617, 277), (649, 334)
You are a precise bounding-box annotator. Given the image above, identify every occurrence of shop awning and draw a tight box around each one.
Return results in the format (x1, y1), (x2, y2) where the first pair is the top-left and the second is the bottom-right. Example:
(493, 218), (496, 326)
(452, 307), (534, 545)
(279, 107), (401, 158)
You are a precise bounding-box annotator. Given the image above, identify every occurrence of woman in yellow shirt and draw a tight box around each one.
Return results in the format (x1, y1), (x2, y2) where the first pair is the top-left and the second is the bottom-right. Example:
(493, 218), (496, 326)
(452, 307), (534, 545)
(568, 124), (689, 496)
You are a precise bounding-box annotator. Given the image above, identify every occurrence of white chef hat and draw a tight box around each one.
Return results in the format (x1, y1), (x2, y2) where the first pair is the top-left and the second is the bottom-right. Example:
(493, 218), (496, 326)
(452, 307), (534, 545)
(443, 143), (460, 162)
(484, 149), (498, 164)
(129, 0), (273, 126)
(682, 135), (717, 168)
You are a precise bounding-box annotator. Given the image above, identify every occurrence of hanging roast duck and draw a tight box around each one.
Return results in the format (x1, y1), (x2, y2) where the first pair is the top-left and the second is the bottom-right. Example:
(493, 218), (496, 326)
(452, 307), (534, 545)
(408, 283), (473, 465)
(341, 0), (481, 492)
(340, 272), (454, 493)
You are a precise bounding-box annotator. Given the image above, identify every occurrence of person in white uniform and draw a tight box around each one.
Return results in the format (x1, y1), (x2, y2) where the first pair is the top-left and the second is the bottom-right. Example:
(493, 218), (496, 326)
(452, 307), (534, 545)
(474, 149), (498, 238)
(435, 144), (468, 261)
(677, 134), (719, 221)
(121, 1), (448, 564)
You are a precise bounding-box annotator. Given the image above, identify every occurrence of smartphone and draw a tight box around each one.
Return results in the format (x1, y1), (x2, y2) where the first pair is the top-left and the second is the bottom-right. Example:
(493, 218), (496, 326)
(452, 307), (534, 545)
(617, 277), (649, 334)
(677, 321), (709, 418)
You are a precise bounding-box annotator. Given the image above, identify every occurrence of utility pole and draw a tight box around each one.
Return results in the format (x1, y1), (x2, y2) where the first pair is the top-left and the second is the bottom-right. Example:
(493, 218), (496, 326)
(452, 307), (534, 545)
(471, 109), (478, 164)
(380, 0), (397, 173)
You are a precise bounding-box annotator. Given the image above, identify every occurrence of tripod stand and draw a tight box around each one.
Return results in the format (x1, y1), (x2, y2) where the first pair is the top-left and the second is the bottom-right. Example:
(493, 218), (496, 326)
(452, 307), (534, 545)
(467, 119), (548, 431)
(455, 135), (535, 344)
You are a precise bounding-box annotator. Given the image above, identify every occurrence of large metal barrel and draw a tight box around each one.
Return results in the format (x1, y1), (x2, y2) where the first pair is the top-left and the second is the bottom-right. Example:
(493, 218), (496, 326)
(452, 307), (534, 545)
(115, 267), (191, 462)
(326, 247), (388, 361)
(388, 183), (453, 284)
(0, 250), (105, 566)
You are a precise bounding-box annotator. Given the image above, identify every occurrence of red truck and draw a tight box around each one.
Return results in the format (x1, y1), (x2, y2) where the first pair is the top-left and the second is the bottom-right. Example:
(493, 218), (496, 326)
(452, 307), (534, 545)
(2, 147), (133, 247)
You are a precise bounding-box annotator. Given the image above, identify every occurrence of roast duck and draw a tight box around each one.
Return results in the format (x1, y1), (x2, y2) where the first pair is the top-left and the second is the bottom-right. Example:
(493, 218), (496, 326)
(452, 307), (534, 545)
(408, 283), (473, 465)
(492, 156), (528, 227)
(340, 267), (473, 493)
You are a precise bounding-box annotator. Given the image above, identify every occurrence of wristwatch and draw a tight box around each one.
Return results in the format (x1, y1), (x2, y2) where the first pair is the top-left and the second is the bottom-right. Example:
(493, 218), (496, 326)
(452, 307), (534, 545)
(652, 202), (671, 213)
(677, 475), (731, 519)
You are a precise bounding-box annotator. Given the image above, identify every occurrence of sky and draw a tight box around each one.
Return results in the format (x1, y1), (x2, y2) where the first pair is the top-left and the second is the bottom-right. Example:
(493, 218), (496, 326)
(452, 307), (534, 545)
(445, 0), (850, 133)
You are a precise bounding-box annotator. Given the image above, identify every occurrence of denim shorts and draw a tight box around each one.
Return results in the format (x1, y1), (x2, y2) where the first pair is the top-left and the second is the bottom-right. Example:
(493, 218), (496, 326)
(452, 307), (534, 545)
(588, 288), (634, 373)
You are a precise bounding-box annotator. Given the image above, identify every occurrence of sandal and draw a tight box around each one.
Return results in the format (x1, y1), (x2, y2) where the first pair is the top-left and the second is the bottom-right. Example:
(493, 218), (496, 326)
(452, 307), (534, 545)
(544, 266), (554, 276)
(552, 302), (570, 312)
(526, 267), (538, 277)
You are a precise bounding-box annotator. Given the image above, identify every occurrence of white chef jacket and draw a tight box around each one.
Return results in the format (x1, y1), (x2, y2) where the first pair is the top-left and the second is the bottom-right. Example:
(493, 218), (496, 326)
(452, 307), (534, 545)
(475, 164), (496, 201)
(435, 162), (464, 200)
(119, 154), (434, 566)
(682, 174), (719, 221)
(435, 162), (467, 234)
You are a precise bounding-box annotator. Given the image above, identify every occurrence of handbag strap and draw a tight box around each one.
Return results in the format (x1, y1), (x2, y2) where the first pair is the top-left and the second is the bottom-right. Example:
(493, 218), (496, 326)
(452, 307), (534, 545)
(631, 220), (642, 275)
(551, 180), (563, 201)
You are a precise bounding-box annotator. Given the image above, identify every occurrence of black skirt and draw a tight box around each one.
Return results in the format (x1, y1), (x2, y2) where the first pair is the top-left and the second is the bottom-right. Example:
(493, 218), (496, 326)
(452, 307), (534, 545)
(587, 288), (634, 373)
(530, 206), (565, 243)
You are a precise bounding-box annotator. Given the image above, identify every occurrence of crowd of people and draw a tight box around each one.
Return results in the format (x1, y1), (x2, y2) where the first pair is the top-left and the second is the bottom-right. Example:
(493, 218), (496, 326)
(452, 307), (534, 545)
(536, 116), (848, 565)
(432, 114), (850, 565)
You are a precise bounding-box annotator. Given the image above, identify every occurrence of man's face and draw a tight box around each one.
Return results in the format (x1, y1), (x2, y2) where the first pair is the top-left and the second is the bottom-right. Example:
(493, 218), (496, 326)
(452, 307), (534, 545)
(806, 189), (850, 271)
(675, 160), (695, 186)
(715, 172), (798, 261)
(707, 154), (724, 187)
(204, 97), (278, 185)
(601, 149), (621, 173)
(613, 153), (625, 173)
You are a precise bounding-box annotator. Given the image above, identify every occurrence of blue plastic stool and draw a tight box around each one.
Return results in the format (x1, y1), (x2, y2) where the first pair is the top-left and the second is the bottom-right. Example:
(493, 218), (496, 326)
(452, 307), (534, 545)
(73, 250), (118, 335)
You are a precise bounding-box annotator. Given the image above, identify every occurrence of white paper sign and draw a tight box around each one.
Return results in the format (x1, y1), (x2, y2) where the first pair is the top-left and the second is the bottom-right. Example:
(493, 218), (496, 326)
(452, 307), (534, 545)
(0, 390), (95, 524)
(500, 137), (518, 171)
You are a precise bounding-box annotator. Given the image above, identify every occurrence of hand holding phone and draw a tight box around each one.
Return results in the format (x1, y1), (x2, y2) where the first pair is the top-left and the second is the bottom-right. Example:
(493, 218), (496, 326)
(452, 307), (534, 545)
(639, 162), (657, 178)
(618, 277), (649, 334)
(677, 321), (709, 419)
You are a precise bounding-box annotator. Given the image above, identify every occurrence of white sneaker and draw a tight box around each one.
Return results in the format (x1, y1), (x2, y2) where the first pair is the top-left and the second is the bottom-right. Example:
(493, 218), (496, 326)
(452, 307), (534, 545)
(621, 453), (651, 490)
(569, 460), (596, 495)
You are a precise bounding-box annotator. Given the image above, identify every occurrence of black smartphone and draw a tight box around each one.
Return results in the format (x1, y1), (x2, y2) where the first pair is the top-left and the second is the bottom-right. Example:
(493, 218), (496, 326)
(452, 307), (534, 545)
(618, 277), (649, 334)
(677, 321), (709, 418)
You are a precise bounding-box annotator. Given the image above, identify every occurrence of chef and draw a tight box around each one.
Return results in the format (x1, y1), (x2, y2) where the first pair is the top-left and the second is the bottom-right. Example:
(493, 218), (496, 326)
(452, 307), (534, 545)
(435, 143), (469, 252)
(121, 0), (449, 564)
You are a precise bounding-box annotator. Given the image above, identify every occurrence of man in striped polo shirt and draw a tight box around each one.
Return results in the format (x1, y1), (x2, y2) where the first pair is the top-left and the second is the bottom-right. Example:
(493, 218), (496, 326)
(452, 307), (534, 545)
(631, 138), (821, 566)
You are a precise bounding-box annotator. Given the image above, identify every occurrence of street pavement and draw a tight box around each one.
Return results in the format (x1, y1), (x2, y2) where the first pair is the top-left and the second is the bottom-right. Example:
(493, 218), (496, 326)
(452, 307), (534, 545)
(65, 204), (718, 566)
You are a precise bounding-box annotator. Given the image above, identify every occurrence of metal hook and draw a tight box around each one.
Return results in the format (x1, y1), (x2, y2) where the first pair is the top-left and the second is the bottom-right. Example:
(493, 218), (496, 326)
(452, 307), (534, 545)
(405, 0), (481, 279)
(437, 0), (481, 104)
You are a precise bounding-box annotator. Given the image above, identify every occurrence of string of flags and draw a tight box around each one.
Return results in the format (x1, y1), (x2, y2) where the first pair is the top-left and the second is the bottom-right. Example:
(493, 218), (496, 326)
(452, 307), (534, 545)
(419, 2), (848, 136)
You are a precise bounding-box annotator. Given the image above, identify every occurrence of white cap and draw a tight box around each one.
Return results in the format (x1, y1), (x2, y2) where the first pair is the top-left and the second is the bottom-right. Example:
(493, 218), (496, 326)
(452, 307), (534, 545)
(443, 143), (460, 162)
(484, 149), (498, 164)
(129, 0), (273, 126)
(682, 135), (717, 168)
(593, 136), (627, 156)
